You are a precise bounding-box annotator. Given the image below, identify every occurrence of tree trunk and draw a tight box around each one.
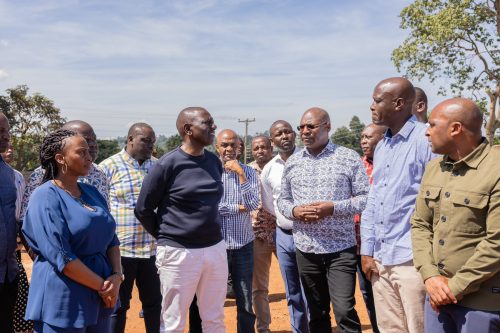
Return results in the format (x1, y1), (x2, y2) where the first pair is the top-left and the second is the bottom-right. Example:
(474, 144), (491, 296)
(485, 84), (500, 145)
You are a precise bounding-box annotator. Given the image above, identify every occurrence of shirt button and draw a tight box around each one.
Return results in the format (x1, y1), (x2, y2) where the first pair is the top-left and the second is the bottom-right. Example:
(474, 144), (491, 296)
(464, 198), (470, 205)
(439, 239), (445, 246)
(386, 164), (390, 168)
(438, 263), (445, 269)
(426, 190), (430, 196)
(445, 192), (450, 198)
(381, 240), (385, 243)
(380, 202), (383, 206)
(441, 216), (447, 222)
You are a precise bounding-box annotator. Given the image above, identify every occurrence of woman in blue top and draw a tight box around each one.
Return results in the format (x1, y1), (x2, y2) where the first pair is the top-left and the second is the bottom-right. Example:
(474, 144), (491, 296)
(22, 129), (122, 333)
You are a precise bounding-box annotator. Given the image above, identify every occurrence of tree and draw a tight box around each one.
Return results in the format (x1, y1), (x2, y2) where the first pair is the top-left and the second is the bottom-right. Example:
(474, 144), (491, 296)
(163, 134), (182, 152)
(95, 139), (120, 164)
(330, 116), (365, 155)
(0, 85), (66, 170)
(392, 0), (500, 143)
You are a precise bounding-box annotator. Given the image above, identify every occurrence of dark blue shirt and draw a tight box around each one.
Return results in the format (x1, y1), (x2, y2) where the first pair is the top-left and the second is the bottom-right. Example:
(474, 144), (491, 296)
(0, 156), (18, 283)
(135, 148), (223, 248)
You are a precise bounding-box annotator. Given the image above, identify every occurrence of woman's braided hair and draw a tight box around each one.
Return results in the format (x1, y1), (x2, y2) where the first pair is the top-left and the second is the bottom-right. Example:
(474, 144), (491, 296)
(40, 129), (78, 183)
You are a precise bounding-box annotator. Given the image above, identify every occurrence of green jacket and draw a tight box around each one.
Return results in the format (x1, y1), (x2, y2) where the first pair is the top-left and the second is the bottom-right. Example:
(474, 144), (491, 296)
(411, 140), (500, 311)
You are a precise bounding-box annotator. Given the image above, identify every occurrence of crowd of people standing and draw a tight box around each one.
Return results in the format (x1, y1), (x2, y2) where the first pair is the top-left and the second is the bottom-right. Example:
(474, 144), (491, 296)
(0, 76), (499, 333)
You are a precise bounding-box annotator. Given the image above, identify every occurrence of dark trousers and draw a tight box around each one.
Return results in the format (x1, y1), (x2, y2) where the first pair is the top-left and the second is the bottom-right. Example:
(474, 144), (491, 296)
(356, 255), (379, 333)
(0, 274), (19, 332)
(227, 242), (256, 333)
(296, 247), (361, 333)
(424, 297), (500, 333)
(111, 256), (161, 333)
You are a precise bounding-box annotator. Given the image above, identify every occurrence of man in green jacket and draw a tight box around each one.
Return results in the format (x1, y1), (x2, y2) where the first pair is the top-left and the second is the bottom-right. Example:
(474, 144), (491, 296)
(411, 97), (500, 332)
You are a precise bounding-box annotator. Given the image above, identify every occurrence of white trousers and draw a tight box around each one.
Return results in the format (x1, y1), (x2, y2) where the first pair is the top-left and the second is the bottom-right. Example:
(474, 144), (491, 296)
(156, 241), (229, 333)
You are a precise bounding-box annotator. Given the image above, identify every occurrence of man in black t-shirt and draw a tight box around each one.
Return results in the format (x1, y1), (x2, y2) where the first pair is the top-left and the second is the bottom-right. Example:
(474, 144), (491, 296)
(135, 107), (228, 333)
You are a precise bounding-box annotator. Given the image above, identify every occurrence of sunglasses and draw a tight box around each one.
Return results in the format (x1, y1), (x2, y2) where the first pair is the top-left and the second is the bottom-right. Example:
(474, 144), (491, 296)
(297, 122), (327, 131)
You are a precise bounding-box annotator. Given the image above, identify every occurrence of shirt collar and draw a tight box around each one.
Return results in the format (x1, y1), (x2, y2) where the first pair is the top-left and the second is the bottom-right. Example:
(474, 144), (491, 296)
(443, 138), (490, 170)
(275, 146), (300, 164)
(119, 148), (151, 167)
(385, 116), (417, 140)
(302, 141), (335, 157)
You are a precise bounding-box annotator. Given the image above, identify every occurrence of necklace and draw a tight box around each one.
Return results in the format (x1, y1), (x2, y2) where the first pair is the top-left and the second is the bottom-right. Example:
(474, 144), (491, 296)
(52, 180), (97, 212)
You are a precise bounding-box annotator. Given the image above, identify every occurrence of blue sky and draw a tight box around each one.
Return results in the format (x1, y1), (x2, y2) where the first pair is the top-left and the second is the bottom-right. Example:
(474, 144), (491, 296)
(0, 0), (439, 138)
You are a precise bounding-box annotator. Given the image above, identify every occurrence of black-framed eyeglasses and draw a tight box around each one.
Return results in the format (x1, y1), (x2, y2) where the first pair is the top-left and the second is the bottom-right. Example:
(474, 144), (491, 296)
(297, 122), (327, 131)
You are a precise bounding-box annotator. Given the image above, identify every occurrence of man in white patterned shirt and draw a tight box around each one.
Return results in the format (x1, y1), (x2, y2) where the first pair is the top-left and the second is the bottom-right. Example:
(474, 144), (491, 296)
(99, 123), (161, 333)
(216, 129), (260, 333)
(278, 108), (369, 333)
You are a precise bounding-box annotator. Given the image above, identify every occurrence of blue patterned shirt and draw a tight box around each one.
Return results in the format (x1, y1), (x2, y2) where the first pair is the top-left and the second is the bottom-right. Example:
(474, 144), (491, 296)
(277, 142), (369, 254)
(360, 116), (437, 265)
(20, 163), (108, 223)
(219, 162), (260, 250)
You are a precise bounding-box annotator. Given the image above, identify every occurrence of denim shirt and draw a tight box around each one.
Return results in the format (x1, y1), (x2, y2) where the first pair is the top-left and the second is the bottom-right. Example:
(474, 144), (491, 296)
(0, 156), (18, 283)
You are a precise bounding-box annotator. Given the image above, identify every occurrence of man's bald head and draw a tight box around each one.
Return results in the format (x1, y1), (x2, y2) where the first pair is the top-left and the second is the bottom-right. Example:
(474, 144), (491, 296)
(371, 77), (415, 130)
(432, 98), (483, 135)
(303, 107), (330, 124)
(62, 120), (98, 161)
(217, 129), (238, 142)
(426, 98), (484, 157)
(62, 120), (93, 133)
(128, 122), (153, 137)
(216, 129), (240, 162)
(413, 87), (428, 123)
(176, 107), (209, 137)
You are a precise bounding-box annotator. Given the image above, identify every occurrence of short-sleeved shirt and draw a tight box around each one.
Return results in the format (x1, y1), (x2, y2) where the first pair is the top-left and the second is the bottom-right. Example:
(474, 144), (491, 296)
(22, 182), (119, 328)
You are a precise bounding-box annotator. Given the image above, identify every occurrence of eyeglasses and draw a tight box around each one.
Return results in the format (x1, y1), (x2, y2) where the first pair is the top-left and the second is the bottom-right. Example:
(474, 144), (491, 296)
(297, 122), (327, 131)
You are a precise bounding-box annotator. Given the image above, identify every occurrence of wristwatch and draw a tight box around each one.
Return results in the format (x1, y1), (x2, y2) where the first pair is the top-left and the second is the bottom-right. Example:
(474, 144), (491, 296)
(112, 271), (125, 282)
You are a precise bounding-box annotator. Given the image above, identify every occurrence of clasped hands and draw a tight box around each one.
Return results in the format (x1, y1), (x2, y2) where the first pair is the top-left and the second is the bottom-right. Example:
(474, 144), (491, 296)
(425, 275), (457, 313)
(98, 274), (122, 308)
(292, 201), (334, 222)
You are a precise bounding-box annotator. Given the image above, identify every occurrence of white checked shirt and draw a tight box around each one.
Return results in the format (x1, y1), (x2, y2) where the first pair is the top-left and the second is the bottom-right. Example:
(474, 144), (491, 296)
(219, 162), (260, 250)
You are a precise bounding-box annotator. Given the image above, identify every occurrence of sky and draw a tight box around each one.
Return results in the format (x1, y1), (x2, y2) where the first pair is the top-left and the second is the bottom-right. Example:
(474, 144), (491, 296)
(0, 0), (440, 139)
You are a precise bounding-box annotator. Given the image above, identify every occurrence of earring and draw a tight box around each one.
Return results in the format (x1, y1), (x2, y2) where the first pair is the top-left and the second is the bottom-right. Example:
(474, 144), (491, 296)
(61, 162), (68, 175)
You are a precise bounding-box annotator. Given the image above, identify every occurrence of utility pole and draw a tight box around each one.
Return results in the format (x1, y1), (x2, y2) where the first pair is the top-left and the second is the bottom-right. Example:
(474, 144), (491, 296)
(238, 118), (255, 164)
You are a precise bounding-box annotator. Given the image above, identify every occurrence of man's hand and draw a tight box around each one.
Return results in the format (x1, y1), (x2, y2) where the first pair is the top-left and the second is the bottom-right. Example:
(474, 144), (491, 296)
(424, 276), (457, 310)
(309, 201), (334, 219)
(292, 202), (334, 222)
(224, 160), (247, 183)
(361, 255), (379, 281)
(292, 205), (319, 222)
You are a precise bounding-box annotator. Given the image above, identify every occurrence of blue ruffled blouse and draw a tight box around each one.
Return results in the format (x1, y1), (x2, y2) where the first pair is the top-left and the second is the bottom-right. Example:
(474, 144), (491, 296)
(22, 181), (119, 328)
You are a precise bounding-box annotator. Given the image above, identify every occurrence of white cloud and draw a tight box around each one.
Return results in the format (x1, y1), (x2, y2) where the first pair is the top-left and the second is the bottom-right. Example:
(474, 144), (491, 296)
(0, 69), (9, 80)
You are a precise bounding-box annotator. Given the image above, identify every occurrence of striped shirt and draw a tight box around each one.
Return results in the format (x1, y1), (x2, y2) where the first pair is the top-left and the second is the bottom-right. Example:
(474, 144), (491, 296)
(99, 149), (156, 258)
(219, 162), (260, 250)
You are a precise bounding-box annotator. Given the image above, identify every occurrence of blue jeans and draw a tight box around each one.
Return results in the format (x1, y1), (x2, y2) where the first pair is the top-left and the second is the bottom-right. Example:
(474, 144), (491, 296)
(275, 227), (309, 333)
(424, 297), (500, 333)
(227, 242), (256, 333)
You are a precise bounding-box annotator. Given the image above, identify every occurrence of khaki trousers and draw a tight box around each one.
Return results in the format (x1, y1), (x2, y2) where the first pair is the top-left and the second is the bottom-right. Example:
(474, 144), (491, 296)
(371, 260), (425, 333)
(252, 238), (276, 333)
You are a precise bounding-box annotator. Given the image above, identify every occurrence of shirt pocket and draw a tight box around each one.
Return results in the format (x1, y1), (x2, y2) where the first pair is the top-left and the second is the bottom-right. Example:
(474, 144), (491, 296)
(451, 190), (488, 234)
(419, 185), (441, 226)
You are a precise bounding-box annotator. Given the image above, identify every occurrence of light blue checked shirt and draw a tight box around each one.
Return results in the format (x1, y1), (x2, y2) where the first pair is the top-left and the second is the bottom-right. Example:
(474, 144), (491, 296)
(360, 116), (437, 265)
(99, 149), (157, 258)
(219, 162), (260, 250)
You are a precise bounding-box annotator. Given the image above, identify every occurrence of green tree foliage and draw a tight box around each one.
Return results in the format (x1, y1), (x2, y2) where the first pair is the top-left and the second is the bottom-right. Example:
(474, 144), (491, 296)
(0, 85), (66, 170)
(95, 139), (120, 164)
(164, 134), (182, 152)
(330, 116), (365, 155)
(392, 0), (500, 143)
